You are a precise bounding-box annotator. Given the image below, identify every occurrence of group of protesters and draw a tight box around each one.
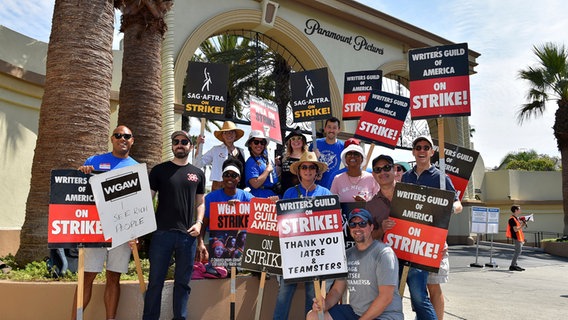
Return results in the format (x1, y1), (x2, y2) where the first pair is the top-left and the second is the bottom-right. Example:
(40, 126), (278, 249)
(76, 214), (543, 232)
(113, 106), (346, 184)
(72, 118), (462, 320)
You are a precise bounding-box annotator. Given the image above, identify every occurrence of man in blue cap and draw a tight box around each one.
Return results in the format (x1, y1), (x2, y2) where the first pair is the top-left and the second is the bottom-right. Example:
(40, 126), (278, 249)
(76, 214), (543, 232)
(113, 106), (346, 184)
(307, 208), (403, 320)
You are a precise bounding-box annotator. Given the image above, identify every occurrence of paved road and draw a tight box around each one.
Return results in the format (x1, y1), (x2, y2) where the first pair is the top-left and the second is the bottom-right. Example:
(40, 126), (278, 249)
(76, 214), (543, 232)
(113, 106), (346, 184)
(401, 242), (568, 320)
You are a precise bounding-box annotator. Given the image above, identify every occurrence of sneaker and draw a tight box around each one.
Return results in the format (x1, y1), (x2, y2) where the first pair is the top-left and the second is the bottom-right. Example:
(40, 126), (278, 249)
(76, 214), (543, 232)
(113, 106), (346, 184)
(516, 266), (525, 271)
(509, 266), (516, 271)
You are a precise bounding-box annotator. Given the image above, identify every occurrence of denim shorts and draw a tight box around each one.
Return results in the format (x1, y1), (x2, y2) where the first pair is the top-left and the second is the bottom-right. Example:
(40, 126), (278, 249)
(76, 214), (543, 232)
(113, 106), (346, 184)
(84, 242), (131, 273)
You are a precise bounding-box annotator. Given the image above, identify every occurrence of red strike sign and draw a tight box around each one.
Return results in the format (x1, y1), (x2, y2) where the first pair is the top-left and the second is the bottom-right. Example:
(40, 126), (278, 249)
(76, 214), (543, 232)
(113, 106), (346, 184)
(384, 219), (447, 271)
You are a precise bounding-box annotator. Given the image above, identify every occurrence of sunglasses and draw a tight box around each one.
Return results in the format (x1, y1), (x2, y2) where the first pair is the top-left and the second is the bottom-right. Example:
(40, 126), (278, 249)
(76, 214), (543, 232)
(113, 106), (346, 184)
(251, 139), (267, 146)
(373, 164), (392, 173)
(300, 165), (317, 171)
(414, 145), (431, 151)
(290, 136), (303, 141)
(113, 133), (132, 140)
(395, 165), (403, 172)
(348, 221), (369, 228)
(223, 172), (239, 179)
(173, 139), (190, 146)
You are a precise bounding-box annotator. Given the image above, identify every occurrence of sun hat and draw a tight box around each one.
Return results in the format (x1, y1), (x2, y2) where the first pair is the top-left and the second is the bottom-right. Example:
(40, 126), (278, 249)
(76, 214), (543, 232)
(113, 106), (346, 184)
(340, 141), (365, 168)
(247, 130), (267, 145)
(290, 151), (328, 175)
(285, 126), (306, 143)
(214, 121), (245, 142)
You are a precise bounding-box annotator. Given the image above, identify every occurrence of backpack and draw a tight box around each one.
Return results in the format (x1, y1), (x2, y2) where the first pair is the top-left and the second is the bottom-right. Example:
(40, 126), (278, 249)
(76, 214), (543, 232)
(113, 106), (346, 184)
(47, 248), (78, 277)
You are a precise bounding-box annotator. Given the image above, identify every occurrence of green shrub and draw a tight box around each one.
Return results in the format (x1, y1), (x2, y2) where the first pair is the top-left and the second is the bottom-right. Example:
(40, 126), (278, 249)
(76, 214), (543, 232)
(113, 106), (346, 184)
(0, 254), (175, 282)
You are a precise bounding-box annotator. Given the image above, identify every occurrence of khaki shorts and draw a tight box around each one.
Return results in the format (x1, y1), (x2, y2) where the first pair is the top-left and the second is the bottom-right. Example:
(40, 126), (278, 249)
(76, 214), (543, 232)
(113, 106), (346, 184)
(84, 242), (131, 274)
(428, 250), (449, 284)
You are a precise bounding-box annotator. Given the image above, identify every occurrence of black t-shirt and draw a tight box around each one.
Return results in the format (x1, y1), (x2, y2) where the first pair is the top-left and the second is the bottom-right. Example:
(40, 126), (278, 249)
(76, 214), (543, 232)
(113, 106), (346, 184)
(280, 156), (300, 195)
(150, 161), (206, 232)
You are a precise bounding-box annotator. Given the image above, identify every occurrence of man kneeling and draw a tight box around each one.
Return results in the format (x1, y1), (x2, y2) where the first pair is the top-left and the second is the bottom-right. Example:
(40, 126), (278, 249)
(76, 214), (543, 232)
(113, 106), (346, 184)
(306, 208), (403, 320)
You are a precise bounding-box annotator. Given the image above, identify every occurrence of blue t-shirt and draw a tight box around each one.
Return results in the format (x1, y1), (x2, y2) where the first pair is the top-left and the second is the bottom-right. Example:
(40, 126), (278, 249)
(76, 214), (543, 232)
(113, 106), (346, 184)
(282, 184), (332, 200)
(309, 138), (344, 189)
(204, 189), (254, 218)
(83, 152), (138, 171)
(402, 164), (458, 201)
(245, 155), (279, 198)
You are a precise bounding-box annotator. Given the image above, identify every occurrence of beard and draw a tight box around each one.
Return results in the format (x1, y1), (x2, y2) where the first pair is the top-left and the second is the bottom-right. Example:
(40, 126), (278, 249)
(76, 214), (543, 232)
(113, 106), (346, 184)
(174, 148), (189, 159)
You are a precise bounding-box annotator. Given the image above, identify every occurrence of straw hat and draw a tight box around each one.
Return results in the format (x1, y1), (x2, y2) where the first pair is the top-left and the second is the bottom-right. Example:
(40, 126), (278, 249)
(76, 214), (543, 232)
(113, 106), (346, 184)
(214, 121), (244, 142)
(290, 151), (328, 175)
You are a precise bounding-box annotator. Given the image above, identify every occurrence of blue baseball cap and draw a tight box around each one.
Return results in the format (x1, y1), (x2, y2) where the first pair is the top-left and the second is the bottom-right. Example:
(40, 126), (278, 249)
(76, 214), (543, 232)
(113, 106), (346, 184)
(348, 208), (372, 223)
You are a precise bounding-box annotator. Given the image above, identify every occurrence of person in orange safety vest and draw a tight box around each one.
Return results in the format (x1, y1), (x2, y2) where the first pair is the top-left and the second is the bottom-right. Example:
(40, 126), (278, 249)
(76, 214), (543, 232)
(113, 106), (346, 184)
(506, 205), (527, 271)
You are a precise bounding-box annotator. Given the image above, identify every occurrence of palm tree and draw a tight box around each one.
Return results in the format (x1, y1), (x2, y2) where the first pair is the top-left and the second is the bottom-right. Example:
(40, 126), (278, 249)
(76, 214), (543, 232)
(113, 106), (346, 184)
(16, 1), (116, 265)
(190, 34), (278, 129)
(518, 42), (568, 235)
(115, 0), (173, 170)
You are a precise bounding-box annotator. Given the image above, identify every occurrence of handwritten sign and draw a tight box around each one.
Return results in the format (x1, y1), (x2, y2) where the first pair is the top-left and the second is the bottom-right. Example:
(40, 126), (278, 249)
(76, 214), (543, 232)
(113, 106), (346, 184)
(89, 163), (156, 248)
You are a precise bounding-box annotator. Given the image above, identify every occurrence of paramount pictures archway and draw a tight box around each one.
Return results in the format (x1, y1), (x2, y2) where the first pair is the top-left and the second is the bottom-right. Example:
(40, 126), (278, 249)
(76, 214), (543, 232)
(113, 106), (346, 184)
(170, 0), (478, 149)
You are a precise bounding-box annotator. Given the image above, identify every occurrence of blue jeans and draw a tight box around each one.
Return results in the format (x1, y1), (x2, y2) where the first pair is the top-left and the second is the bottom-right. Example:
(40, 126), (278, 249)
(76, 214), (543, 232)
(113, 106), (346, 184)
(143, 230), (197, 320)
(406, 266), (437, 320)
(273, 277), (315, 320)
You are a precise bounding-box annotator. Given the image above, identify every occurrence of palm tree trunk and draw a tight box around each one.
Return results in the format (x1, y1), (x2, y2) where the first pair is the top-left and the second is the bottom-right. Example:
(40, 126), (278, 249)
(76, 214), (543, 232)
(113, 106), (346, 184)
(16, 0), (115, 265)
(553, 104), (568, 235)
(274, 54), (291, 156)
(117, 1), (170, 170)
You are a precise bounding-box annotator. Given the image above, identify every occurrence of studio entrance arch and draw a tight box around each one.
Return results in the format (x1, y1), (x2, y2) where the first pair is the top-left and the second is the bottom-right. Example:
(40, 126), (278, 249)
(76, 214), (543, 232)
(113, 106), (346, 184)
(174, 9), (342, 118)
(171, 1), (478, 149)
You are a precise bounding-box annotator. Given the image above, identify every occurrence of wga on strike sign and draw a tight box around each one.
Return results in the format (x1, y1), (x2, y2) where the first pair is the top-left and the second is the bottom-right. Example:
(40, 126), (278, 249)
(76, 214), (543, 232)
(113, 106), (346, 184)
(277, 195), (347, 283)
(384, 183), (454, 272)
(408, 43), (470, 119)
(431, 139), (479, 201)
(354, 90), (409, 149)
(48, 169), (110, 248)
(240, 198), (281, 275)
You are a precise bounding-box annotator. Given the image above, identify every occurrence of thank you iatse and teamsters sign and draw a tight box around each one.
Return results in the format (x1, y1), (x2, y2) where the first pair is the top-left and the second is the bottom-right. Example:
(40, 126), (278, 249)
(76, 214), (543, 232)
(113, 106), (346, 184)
(277, 195), (347, 283)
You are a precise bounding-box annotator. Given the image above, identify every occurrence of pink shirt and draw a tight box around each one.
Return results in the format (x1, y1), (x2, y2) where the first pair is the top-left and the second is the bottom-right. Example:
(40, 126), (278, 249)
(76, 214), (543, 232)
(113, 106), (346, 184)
(330, 171), (379, 203)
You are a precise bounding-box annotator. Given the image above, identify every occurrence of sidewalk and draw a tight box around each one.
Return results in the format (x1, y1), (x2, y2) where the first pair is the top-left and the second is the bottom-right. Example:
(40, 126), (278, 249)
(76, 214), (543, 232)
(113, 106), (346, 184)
(401, 242), (568, 320)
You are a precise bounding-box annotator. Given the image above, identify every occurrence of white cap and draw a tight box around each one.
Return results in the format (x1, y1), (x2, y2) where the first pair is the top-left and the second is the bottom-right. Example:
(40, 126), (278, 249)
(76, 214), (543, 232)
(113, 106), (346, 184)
(222, 165), (241, 176)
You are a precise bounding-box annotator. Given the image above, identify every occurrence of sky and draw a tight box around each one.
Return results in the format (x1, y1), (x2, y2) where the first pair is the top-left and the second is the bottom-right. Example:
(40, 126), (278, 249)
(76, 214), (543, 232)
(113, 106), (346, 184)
(1, 0), (566, 168)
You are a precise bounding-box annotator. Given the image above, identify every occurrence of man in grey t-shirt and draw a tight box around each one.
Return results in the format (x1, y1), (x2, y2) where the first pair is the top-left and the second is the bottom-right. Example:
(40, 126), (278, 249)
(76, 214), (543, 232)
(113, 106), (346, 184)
(307, 208), (403, 320)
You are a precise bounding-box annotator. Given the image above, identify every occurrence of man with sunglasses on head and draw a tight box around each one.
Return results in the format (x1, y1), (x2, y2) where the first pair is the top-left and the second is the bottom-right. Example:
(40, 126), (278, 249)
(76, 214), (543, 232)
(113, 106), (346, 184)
(401, 136), (462, 320)
(307, 208), (403, 320)
(71, 125), (138, 320)
(143, 130), (206, 320)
